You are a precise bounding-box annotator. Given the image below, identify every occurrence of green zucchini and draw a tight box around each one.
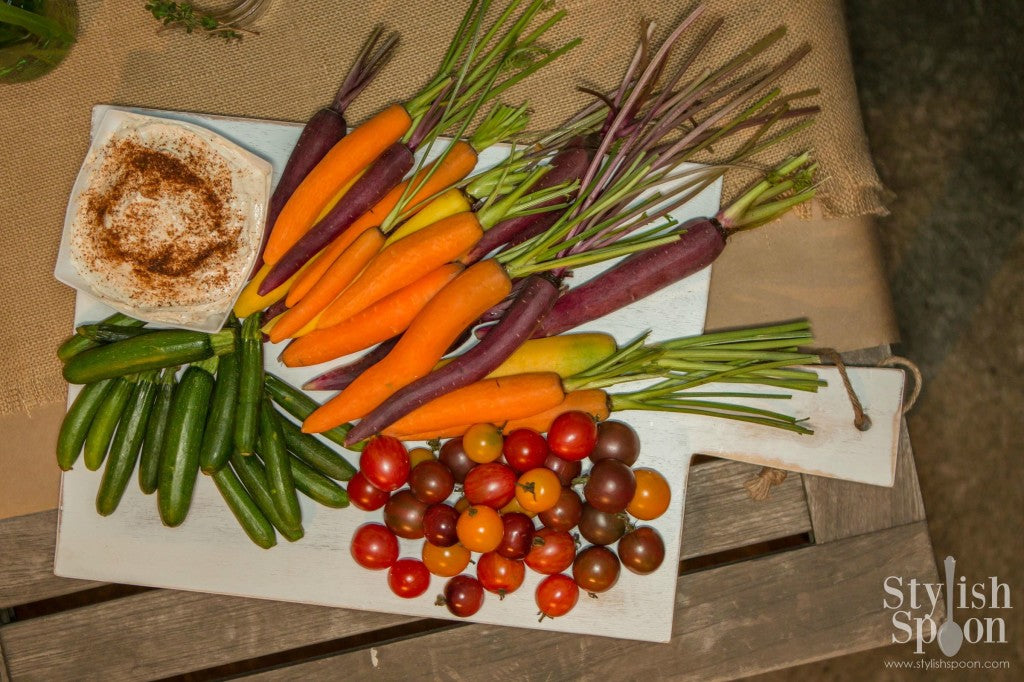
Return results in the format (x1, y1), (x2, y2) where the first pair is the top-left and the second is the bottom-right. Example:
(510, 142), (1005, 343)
(233, 314), (263, 456)
(57, 312), (144, 363)
(62, 329), (234, 384)
(231, 452), (303, 542)
(286, 454), (349, 508)
(96, 371), (158, 515)
(274, 406), (356, 481)
(138, 368), (176, 494)
(257, 395), (301, 529)
(157, 359), (217, 527)
(212, 465), (277, 549)
(56, 379), (115, 471)
(83, 376), (136, 471)
(200, 334), (242, 474)
(264, 373), (361, 451)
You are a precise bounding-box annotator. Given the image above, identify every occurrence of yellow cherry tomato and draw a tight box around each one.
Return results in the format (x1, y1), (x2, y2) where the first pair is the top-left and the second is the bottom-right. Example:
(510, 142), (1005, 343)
(454, 495), (471, 513)
(408, 447), (436, 469)
(456, 505), (503, 553)
(422, 542), (471, 577)
(627, 468), (671, 521)
(514, 468), (561, 513)
(462, 423), (504, 463)
(500, 496), (537, 518)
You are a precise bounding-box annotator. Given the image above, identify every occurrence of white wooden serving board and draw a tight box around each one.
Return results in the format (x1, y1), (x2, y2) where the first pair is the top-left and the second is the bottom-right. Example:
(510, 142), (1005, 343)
(54, 106), (904, 643)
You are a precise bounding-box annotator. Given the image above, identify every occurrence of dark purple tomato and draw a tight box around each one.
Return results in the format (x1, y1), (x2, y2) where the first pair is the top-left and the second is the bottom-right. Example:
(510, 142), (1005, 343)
(422, 503), (460, 547)
(547, 411), (598, 461)
(544, 452), (582, 487)
(463, 462), (516, 509)
(502, 428), (549, 472)
(441, 574), (485, 617)
(387, 559), (431, 598)
(589, 420), (640, 466)
(438, 437), (476, 483)
(572, 545), (620, 593)
(359, 436), (411, 492)
(383, 489), (428, 540)
(538, 487), (583, 532)
(524, 528), (576, 575)
(618, 526), (666, 575)
(577, 504), (627, 546)
(496, 512), (535, 560)
(350, 523), (399, 570)
(583, 459), (637, 513)
(346, 471), (390, 511)
(409, 459), (456, 504)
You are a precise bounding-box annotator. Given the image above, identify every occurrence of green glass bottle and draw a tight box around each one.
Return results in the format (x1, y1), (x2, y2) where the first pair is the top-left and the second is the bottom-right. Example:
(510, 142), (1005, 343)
(0, 0), (77, 83)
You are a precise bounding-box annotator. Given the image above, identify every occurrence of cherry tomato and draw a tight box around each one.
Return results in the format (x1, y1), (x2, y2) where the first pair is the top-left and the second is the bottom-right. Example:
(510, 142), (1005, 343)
(408, 447), (436, 469)
(627, 468), (671, 520)
(499, 496), (537, 518)
(440, 574), (485, 618)
(454, 495), (470, 513)
(544, 451), (582, 486)
(496, 512), (535, 560)
(422, 503), (460, 547)
(438, 437), (476, 483)
(547, 411), (598, 461)
(514, 468), (561, 513)
(583, 459), (636, 513)
(464, 462), (516, 509)
(535, 573), (579, 619)
(383, 489), (428, 539)
(572, 545), (620, 594)
(422, 542), (471, 577)
(387, 558), (431, 599)
(359, 436), (411, 492)
(525, 528), (576, 574)
(409, 459), (456, 505)
(538, 487), (583, 532)
(346, 471), (390, 511)
(476, 552), (525, 598)
(350, 523), (399, 570)
(456, 505), (504, 553)
(618, 526), (665, 575)
(577, 504), (627, 546)
(502, 428), (549, 472)
(589, 420), (640, 466)
(463, 423), (504, 463)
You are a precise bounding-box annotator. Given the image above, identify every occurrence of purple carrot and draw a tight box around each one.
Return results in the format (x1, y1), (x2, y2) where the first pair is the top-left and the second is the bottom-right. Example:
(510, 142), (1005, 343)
(260, 142), (415, 293)
(463, 146), (593, 264)
(301, 336), (400, 392)
(533, 218), (725, 337)
(251, 28), (398, 276)
(345, 275), (559, 444)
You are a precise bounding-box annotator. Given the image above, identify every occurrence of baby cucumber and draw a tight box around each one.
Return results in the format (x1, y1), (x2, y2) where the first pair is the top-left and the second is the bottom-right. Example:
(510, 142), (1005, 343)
(200, 336), (241, 474)
(287, 454), (349, 508)
(212, 465), (277, 549)
(56, 379), (115, 471)
(233, 314), (264, 456)
(257, 396), (301, 529)
(231, 452), (303, 542)
(274, 406), (356, 481)
(138, 368), (177, 494)
(264, 373), (360, 451)
(83, 376), (136, 471)
(96, 371), (158, 516)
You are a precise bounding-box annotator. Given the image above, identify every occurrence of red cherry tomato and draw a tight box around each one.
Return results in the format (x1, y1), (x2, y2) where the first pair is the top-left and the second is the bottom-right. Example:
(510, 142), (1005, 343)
(544, 451), (582, 486)
(536, 573), (579, 619)
(502, 428), (549, 472)
(496, 512), (536, 560)
(359, 436), (411, 492)
(387, 559), (431, 599)
(525, 528), (576, 575)
(476, 552), (526, 598)
(463, 423), (504, 463)
(346, 471), (390, 511)
(382, 489), (428, 539)
(422, 503), (460, 547)
(463, 462), (516, 509)
(441, 574), (485, 617)
(350, 523), (399, 570)
(547, 411), (598, 461)
(409, 459), (456, 504)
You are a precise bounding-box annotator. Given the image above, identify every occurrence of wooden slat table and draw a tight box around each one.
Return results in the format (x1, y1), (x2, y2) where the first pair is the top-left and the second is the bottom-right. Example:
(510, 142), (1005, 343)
(0, 347), (939, 681)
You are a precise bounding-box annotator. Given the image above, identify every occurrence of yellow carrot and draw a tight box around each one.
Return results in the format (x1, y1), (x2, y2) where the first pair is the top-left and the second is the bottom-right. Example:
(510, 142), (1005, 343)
(384, 189), (472, 246)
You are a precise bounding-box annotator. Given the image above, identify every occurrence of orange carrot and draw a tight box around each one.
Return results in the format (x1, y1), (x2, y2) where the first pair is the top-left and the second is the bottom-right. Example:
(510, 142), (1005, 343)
(302, 260), (512, 432)
(280, 264), (464, 367)
(388, 389), (611, 441)
(263, 104), (412, 265)
(316, 212), (484, 329)
(286, 141), (479, 305)
(382, 373), (566, 436)
(268, 229), (384, 343)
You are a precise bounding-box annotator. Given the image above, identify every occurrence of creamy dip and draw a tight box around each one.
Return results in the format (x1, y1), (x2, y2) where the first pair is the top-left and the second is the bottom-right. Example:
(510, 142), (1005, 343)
(68, 114), (268, 327)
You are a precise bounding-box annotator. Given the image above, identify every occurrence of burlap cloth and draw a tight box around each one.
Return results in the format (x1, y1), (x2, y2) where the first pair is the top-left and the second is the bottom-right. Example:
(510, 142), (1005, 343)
(0, 0), (895, 416)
